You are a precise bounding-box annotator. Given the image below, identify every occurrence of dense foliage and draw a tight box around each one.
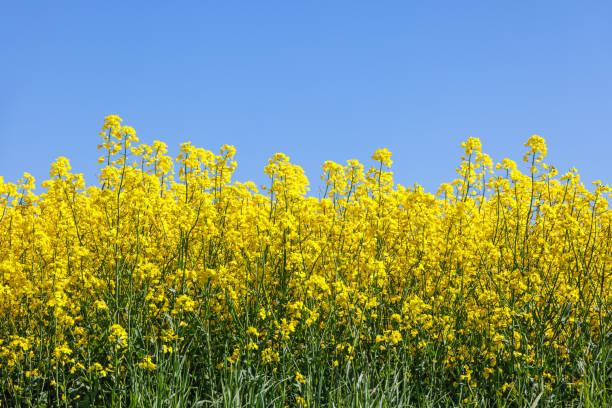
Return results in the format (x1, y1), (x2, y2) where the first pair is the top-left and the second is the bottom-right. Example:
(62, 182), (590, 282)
(1, 116), (610, 407)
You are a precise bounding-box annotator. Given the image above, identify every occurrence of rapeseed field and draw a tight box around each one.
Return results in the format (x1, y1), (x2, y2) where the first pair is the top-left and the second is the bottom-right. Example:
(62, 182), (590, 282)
(0, 115), (610, 407)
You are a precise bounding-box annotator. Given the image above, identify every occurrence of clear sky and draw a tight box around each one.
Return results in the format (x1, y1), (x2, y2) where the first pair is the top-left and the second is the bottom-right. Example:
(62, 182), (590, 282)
(1, 1), (611, 194)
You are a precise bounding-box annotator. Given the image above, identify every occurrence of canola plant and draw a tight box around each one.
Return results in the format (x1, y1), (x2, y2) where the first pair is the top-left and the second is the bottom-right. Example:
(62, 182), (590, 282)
(0, 115), (610, 406)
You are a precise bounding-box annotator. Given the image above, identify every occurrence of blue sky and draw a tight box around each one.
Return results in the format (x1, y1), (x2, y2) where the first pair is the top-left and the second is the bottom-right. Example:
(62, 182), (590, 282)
(1, 1), (611, 194)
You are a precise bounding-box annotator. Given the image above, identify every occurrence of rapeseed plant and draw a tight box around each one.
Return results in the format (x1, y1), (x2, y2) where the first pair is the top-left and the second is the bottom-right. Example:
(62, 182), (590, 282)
(0, 115), (610, 407)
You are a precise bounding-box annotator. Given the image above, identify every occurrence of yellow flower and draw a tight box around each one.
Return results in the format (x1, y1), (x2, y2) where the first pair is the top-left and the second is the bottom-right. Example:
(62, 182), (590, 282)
(246, 326), (260, 337)
(389, 330), (402, 345)
(371, 148), (393, 167)
(109, 324), (128, 347)
(93, 300), (108, 311)
(138, 355), (157, 371)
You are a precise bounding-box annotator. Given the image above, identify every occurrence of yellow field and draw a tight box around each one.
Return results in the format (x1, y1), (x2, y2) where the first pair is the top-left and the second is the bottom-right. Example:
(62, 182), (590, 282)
(1, 115), (610, 407)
